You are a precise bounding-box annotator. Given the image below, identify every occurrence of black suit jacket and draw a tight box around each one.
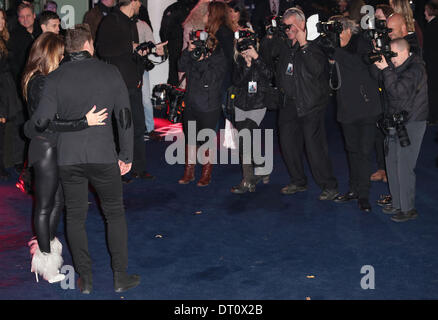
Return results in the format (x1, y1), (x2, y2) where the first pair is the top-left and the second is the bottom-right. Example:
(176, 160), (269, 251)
(30, 52), (134, 166)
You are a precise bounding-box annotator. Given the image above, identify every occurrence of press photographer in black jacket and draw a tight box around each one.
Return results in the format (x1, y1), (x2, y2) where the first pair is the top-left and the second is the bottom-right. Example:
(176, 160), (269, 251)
(329, 16), (382, 212)
(230, 31), (273, 194)
(178, 32), (227, 187)
(374, 38), (428, 223)
(261, 7), (338, 200)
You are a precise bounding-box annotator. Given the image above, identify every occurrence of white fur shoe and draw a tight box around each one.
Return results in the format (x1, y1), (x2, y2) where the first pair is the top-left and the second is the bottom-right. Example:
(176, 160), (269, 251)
(28, 237), (65, 283)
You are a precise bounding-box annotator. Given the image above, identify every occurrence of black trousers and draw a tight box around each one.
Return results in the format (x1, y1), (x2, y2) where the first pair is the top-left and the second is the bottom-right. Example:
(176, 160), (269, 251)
(341, 122), (376, 199)
(375, 127), (386, 171)
(128, 88), (147, 174)
(183, 107), (222, 146)
(33, 143), (64, 253)
(278, 103), (337, 190)
(59, 163), (128, 276)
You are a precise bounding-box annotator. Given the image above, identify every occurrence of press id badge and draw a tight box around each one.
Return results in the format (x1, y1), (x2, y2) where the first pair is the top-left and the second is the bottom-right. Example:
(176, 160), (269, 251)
(248, 81), (257, 94)
(285, 63), (294, 76)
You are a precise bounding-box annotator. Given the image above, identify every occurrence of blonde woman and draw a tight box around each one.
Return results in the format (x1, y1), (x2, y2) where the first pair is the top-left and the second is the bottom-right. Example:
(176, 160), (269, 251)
(390, 0), (423, 47)
(22, 32), (107, 283)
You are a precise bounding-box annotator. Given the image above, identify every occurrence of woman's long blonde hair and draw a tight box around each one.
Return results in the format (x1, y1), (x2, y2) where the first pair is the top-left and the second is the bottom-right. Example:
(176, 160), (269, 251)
(0, 9), (10, 57)
(22, 32), (65, 100)
(390, 0), (416, 32)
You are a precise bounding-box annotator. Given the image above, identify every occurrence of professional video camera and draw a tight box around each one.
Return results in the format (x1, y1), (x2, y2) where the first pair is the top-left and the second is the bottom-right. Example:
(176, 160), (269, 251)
(152, 84), (186, 123)
(377, 111), (411, 147)
(135, 41), (168, 71)
(189, 30), (210, 61)
(265, 16), (288, 39)
(235, 30), (258, 52)
(363, 19), (397, 64)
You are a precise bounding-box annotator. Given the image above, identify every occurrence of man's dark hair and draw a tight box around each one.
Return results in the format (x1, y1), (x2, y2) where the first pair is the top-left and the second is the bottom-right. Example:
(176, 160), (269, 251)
(39, 10), (60, 26)
(426, 1), (438, 16)
(44, 1), (58, 10)
(65, 24), (93, 53)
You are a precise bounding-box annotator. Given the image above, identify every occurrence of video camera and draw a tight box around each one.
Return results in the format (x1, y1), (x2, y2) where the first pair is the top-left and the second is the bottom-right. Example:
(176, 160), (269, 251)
(363, 19), (397, 64)
(152, 84), (186, 123)
(377, 111), (411, 147)
(189, 30), (210, 61)
(135, 41), (168, 71)
(235, 30), (257, 52)
(265, 16), (288, 39)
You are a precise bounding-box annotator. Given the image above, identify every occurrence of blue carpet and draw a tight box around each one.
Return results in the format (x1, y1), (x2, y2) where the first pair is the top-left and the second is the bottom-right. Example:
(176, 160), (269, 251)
(1, 104), (438, 300)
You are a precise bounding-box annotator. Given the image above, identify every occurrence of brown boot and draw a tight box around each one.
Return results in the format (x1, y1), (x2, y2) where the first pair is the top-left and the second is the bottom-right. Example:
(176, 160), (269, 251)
(178, 145), (196, 184)
(197, 150), (212, 187)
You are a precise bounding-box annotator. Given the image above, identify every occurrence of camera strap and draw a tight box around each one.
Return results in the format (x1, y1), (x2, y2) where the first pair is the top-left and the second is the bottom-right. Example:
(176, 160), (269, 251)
(329, 61), (341, 90)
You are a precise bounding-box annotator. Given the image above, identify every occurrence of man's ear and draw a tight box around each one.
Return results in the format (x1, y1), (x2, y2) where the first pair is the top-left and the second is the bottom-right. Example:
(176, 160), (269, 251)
(41, 24), (47, 32)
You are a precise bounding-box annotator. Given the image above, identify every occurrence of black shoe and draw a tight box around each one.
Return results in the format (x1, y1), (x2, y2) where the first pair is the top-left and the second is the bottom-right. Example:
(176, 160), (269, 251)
(318, 189), (339, 201)
(132, 171), (155, 180)
(377, 195), (392, 207)
(334, 191), (358, 203)
(358, 198), (372, 212)
(114, 272), (141, 293)
(122, 175), (133, 184)
(231, 180), (256, 194)
(281, 184), (307, 195)
(391, 209), (418, 222)
(0, 168), (9, 181)
(382, 206), (401, 215)
(78, 274), (93, 294)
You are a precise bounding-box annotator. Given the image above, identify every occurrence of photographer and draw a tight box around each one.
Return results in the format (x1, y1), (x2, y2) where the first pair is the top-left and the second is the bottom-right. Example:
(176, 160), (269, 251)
(177, 32), (227, 187)
(230, 31), (273, 194)
(97, 0), (166, 182)
(374, 38), (428, 222)
(329, 16), (382, 212)
(262, 7), (339, 200)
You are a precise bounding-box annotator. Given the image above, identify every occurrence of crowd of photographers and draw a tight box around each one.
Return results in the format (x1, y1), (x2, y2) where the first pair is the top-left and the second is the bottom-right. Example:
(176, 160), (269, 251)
(1, 0), (437, 224)
(162, 0), (436, 222)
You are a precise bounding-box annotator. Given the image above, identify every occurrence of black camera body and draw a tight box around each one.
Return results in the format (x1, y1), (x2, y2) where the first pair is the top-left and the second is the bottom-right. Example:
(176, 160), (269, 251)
(316, 20), (343, 48)
(189, 30), (210, 61)
(152, 84), (186, 123)
(135, 41), (168, 71)
(265, 16), (288, 39)
(378, 111), (411, 147)
(235, 30), (257, 52)
(363, 19), (397, 64)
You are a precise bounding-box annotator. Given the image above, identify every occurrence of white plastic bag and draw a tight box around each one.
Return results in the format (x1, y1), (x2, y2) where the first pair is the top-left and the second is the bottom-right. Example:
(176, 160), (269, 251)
(223, 119), (238, 150)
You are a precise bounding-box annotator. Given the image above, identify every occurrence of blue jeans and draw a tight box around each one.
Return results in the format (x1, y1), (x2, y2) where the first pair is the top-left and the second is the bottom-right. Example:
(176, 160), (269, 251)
(142, 71), (155, 132)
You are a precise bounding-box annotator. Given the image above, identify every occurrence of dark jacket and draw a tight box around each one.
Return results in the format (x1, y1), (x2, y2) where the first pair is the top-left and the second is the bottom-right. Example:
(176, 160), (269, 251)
(263, 36), (330, 117)
(29, 52), (134, 166)
(232, 55), (273, 111)
(159, 0), (193, 85)
(215, 24), (235, 91)
(96, 7), (141, 90)
(405, 32), (423, 59)
(7, 23), (41, 82)
(333, 34), (382, 124)
(178, 46), (227, 112)
(83, 1), (113, 41)
(381, 54), (429, 122)
(423, 17), (438, 76)
(0, 52), (23, 120)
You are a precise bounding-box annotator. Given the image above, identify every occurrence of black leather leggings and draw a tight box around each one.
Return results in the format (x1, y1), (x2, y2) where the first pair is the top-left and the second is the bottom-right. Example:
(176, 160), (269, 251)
(33, 144), (64, 253)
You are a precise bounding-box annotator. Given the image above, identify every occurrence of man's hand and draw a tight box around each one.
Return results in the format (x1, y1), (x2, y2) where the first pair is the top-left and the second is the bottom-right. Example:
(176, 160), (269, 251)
(133, 43), (149, 56)
(295, 24), (308, 47)
(0, 117), (6, 124)
(118, 160), (132, 176)
(188, 40), (196, 52)
(155, 41), (168, 56)
(374, 55), (389, 70)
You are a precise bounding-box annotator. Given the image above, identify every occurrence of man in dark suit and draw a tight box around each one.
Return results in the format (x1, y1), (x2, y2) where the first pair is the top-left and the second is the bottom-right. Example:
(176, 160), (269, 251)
(424, 1), (438, 124)
(29, 24), (140, 294)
